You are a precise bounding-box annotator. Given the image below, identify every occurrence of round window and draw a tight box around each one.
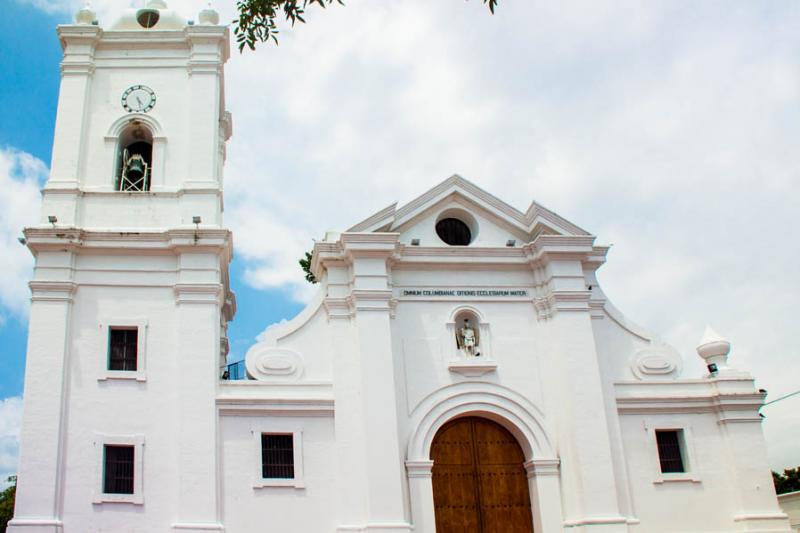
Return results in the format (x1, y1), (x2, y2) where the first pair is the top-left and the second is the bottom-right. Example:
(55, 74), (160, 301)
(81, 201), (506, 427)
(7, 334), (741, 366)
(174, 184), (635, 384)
(436, 218), (472, 246)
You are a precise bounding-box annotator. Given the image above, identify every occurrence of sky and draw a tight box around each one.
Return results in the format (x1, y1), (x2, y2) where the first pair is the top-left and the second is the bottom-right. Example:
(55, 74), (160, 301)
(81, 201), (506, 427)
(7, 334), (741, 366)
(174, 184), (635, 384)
(0, 0), (798, 487)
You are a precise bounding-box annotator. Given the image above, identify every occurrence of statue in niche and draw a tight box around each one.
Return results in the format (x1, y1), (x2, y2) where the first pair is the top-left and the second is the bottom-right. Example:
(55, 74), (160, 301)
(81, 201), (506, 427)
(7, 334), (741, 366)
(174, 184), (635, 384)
(457, 318), (480, 357)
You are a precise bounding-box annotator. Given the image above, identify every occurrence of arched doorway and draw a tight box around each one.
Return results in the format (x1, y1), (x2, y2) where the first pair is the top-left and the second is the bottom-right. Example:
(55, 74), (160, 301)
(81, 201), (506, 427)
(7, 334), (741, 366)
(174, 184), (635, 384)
(431, 416), (534, 532)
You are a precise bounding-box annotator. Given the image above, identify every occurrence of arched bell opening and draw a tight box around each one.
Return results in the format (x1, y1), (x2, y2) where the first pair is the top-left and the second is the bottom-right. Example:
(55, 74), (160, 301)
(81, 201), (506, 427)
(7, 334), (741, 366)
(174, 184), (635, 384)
(116, 122), (153, 191)
(430, 416), (535, 533)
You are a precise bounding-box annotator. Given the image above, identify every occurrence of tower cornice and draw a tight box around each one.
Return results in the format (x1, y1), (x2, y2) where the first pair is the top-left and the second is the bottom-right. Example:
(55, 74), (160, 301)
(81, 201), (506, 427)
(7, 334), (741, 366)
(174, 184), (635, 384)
(23, 227), (233, 258)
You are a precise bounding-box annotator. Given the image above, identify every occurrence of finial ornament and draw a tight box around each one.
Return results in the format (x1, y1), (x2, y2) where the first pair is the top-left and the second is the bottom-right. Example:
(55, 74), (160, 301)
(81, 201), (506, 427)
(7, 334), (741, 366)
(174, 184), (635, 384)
(147, 0), (168, 8)
(75, 2), (96, 25)
(199, 3), (220, 25)
(696, 325), (731, 374)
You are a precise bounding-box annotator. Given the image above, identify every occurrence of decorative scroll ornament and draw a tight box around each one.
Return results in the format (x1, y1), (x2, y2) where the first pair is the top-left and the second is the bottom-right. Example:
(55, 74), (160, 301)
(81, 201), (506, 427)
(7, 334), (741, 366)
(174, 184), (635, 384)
(630, 344), (682, 380)
(244, 346), (304, 381)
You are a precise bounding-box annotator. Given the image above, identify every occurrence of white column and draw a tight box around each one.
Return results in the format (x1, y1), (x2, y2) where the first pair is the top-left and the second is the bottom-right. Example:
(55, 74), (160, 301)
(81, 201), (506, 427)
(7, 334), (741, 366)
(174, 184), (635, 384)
(719, 414), (791, 532)
(185, 27), (226, 186)
(539, 257), (627, 532)
(525, 459), (564, 533)
(171, 251), (224, 533)
(49, 26), (99, 186)
(8, 251), (76, 533)
(333, 234), (412, 533)
(40, 26), (100, 228)
(328, 288), (370, 527)
(406, 461), (436, 533)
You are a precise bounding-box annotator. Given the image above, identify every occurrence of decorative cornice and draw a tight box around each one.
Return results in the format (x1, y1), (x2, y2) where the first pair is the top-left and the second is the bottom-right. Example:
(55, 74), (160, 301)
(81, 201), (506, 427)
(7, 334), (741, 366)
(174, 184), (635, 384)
(523, 458), (560, 478)
(216, 398), (334, 417)
(61, 61), (96, 76)
(174, 283), (222, 305)
(216, 383), (334, 416)
(448, 359), (497, 377)
(405, 460), (434, 478)
(340, 232), (400, 252)
(29, 281), (77, 302)
(24, 227), (232, 258)
(616, 380), (765, 416)
(57, 24), (102, 46)
(349, 289), (394, 312)
(322, 297), (352, 320)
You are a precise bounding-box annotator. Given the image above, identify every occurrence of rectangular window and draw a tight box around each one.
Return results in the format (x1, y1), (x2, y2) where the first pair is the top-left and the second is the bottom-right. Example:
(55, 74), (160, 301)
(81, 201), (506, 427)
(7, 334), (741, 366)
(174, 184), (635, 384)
(108, 328), (138, 371)
(656, 430), (685, 473)
(261, 434), (295, 479)
(103, 445), (135, 494)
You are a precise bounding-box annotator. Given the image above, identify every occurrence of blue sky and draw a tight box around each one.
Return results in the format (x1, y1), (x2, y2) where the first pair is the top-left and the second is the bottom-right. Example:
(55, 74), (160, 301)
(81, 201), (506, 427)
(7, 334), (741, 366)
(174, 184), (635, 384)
(1, 0), (799, 484)
(0, 2), (60, 400)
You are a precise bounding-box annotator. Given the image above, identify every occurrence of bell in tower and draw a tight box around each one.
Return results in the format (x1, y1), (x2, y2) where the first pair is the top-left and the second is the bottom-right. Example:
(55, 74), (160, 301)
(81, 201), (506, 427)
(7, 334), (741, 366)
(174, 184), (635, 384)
(116, 122), (153, 191)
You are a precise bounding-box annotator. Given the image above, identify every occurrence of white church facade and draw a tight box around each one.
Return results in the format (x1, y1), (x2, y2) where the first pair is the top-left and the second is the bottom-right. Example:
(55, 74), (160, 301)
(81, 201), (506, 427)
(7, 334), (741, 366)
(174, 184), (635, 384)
(8, 2), (791, 532)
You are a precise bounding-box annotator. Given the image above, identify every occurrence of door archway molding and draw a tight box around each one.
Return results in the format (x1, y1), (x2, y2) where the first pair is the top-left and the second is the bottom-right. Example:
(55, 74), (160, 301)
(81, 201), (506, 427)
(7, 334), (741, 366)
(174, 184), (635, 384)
(406, 382), (564, 533)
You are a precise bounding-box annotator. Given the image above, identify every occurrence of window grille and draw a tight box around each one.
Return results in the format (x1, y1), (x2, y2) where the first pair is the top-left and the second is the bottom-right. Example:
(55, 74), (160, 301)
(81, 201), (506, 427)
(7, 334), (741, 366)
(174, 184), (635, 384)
(261, 434), (294, 479)
(655, 430), (685, 473)
(104, 445), (135, 494)
(109, 328), (138, 371)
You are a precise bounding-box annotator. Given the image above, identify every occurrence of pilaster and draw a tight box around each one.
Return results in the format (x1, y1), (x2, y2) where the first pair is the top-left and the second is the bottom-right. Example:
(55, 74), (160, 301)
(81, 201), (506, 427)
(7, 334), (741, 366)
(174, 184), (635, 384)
(718, 381), (791, 532)
(185, 25), (228, 189)
(172, 252), (224, 531)
(50, 26), (101, 186)
(330, 233), (412, 532)
(40, 25), (101, 227)
(525, 459), (565, 533)
(535, 243), (627, 531)
(8, 261), (76, 533)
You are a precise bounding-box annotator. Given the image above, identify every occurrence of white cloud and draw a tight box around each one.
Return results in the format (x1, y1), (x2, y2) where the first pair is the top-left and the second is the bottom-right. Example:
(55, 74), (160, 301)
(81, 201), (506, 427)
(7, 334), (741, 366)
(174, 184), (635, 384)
(0, 148), (47, 322)
(0, 396), (23, 489)
(14, 0), (71, 14)
(18, 0), (800, 470)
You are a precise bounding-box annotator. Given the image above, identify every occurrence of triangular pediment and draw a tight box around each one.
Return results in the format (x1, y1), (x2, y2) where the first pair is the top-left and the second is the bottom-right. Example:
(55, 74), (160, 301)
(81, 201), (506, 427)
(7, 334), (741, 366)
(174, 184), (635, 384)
(347, 175), (590, 246)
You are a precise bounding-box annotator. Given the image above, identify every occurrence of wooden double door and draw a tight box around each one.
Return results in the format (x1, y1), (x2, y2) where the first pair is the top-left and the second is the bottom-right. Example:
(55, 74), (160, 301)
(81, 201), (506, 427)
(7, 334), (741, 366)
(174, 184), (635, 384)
(431, 417), (534, 533)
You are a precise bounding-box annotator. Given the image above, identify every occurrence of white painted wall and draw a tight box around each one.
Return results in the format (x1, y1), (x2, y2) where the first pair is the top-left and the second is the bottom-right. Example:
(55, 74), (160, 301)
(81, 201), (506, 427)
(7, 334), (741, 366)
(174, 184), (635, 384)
(778, 492), (800, 533)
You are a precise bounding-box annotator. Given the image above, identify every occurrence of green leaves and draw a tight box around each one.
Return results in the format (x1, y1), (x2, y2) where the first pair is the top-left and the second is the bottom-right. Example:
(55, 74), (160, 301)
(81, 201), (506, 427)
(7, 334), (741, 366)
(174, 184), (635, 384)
(234, 0), (498, 52)
(773, 467), (800, 494)
(234, 0), (343, 51)
(0, 476), (17, 532)
(299, 251), (317, 284)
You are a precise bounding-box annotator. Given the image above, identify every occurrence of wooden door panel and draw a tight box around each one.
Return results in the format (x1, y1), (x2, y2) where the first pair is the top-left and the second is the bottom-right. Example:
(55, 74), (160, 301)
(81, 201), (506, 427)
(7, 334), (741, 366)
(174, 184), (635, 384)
(477, 466), (534, 533)
(431, 420), (475, 466)
(431, 417), (535, 533)
(432, 467), (481, 533)
(473, 418), (525, 464)
(432, 419), (481, 532)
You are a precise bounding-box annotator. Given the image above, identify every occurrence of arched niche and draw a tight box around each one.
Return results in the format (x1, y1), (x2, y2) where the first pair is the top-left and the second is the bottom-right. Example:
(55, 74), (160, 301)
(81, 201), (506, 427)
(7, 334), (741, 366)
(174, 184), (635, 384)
(104, 114), (167, 191)
(446, 305), (490, 360)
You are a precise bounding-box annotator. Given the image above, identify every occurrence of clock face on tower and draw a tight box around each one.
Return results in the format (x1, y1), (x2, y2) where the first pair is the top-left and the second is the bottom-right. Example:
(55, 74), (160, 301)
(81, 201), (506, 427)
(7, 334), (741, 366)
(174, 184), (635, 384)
(121, 85), (156, 113)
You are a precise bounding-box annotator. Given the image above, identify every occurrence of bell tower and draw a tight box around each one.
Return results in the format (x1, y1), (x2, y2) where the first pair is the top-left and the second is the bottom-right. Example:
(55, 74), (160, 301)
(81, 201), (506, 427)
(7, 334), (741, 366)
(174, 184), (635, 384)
(9, 2), (235, 532)
(40, 0), (231, 229)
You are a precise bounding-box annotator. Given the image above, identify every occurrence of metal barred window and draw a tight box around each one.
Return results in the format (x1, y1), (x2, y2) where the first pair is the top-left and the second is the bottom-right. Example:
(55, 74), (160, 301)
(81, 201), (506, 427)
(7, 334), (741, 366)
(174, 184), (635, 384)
(655, 430), (685, 473)
(109, 328), (138, 371)
(261, 434), (294, 479)
(104, 445), (135, 494)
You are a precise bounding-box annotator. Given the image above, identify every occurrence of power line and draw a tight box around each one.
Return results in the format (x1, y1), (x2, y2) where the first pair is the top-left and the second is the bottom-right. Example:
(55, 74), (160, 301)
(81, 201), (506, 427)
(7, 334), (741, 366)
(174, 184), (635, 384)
(762, 389), (800, 407)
